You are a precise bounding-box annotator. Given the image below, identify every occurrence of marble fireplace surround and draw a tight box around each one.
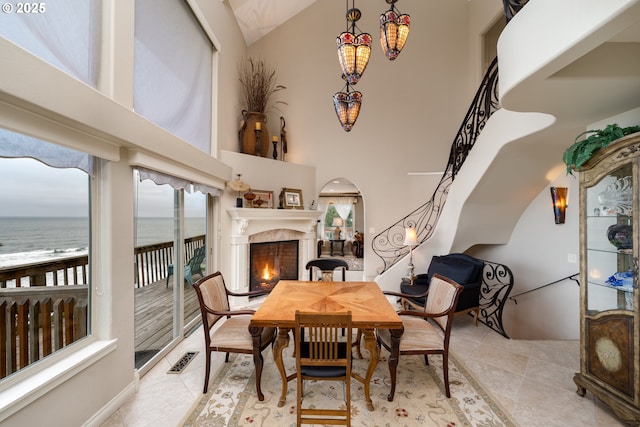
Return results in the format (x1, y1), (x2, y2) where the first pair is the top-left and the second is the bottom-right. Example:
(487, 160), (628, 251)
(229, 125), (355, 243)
(227, 208), (322, 293)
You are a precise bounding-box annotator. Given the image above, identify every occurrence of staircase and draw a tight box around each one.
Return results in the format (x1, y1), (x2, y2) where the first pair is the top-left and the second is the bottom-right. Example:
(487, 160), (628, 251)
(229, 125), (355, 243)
(375, 0), (640, 298)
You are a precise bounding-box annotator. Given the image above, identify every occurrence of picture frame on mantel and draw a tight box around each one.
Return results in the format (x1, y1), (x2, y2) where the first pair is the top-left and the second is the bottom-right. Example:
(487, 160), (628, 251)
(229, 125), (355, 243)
(280, 188), (303, 209)
(251, 190), (273, 208)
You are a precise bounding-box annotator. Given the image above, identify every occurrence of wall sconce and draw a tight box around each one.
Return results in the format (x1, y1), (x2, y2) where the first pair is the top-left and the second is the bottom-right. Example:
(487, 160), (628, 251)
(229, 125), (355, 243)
(550, 187), (568, 224)
(403, 227), (418, 283)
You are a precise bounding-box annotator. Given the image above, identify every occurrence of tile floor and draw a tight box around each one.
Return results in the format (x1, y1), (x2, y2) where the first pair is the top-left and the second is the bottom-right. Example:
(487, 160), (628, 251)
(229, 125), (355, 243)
(102, 315), (626, 427)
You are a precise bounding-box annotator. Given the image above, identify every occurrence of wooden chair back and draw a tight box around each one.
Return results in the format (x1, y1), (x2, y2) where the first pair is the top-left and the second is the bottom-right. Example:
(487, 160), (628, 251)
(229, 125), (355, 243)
(295, 310), (352, 426)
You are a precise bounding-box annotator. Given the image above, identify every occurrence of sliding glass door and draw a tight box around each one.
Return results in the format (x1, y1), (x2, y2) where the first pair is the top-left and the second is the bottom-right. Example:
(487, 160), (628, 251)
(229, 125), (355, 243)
(183, 191), (206, 331)
(133, 171), (210, 372)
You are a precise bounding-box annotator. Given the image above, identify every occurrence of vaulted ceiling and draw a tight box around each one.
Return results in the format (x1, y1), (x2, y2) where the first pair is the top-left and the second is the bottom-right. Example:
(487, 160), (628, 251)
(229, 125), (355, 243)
(229, 0), (318, 45)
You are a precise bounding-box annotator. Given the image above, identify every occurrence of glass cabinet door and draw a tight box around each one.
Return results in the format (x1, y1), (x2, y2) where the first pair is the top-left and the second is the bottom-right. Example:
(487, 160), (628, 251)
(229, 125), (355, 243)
(585, 162), (635, 314)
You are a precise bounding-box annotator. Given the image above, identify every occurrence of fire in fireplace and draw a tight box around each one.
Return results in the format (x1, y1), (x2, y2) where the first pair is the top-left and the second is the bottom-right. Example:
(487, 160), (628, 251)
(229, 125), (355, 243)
(249, 240), (299, 292)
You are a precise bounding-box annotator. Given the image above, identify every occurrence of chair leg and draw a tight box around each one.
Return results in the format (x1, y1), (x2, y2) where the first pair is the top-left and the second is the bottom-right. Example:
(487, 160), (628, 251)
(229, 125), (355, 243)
(346, 375), (351, 426)
(225, 352), (230, 363)
(297, 376), (303, 426)
(203, 350), (211, 394)
(472, 307), (479, 326)
(424, 354), (429, 366)
(184, 265), (193, 286)
(443, 353), (451, 398)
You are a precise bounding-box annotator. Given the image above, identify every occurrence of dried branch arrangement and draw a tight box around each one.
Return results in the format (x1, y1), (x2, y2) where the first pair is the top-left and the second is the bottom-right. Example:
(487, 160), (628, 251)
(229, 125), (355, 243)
(238, 57), (286, 113)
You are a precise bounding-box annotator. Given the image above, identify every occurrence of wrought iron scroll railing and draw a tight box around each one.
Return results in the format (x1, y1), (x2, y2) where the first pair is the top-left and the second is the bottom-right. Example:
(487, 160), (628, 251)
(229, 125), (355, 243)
(372, 56), (500, 272)
(479, 259), (515, 338)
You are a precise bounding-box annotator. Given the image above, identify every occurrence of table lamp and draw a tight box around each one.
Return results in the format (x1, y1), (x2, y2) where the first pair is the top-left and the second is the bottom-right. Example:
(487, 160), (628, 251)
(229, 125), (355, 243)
(332, 217), (344, 239)
(227, 174), (250, 207)
(403, 227), (418, 284)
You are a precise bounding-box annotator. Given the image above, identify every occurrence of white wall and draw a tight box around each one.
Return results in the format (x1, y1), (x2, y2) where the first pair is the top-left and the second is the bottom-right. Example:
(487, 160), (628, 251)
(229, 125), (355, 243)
(470, 107), (640, 340)
(244, 0), (487, 280)
(468, 172), (581, 340)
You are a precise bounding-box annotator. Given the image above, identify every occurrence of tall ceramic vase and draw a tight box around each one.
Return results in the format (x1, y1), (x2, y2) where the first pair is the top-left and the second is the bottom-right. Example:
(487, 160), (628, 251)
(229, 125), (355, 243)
(240, 110), (270, 157)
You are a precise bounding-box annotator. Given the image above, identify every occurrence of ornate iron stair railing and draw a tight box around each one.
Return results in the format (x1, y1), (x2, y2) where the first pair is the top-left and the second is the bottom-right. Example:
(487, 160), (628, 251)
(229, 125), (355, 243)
(372, 56), (499, 272)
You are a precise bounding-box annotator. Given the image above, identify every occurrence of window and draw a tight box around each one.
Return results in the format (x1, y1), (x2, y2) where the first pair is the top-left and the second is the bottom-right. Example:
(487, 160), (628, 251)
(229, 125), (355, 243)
(0, 0), (102, 87)
(324, 204), (353, 228)
(0, 134), (91, 381)
(134, 0), (213, 152)
(323, 202), (354, 240)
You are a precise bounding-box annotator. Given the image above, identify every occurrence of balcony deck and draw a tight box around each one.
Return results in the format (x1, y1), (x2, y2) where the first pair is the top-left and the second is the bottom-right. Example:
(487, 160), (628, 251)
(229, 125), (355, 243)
(134, 276), (202, 367)
(0, 237), (207, 376)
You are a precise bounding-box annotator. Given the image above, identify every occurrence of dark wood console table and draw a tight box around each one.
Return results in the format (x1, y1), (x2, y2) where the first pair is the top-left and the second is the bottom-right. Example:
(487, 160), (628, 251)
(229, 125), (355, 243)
(329, 239), (345, 256)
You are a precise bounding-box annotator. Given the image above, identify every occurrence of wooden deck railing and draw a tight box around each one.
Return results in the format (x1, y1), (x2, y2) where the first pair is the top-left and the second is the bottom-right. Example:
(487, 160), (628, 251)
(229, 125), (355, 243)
(0, 257), (89, 288)
(0, 285), (88, 379)
(0, 235), (205, 289)
(0, 234), (205, 379)
(133, 235), (205, 288)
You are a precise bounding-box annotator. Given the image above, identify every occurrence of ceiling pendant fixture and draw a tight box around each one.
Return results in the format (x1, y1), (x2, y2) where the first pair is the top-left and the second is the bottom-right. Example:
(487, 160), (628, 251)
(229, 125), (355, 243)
(380, 0), (411, 60)
(336, 1), (371, 85)
(333, 83), (362, 132)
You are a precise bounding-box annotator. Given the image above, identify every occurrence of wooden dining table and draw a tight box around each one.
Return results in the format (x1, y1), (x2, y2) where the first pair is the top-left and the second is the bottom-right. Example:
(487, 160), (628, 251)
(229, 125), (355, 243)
(249, 280), (404, 411)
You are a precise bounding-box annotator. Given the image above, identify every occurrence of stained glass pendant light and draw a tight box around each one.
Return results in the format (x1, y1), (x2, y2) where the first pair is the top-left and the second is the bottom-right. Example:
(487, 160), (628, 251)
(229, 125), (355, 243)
(334, 0), (368, 132)
(380, 0), (410, 60)
(333, 86), (362, 132)
(336, 2), (371, 85)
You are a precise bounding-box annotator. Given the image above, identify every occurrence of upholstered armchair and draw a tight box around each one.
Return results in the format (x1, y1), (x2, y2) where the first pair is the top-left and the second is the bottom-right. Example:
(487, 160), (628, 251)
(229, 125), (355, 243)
(192, 272), (276, 397)
(400, 253), (483, 324)
(378, 273), (463, 398)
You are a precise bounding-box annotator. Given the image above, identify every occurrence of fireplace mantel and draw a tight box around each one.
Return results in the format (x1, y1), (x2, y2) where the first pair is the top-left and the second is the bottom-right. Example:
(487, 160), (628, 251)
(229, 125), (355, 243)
(227, 208), (322, 235)
(226, 208), (321, 293)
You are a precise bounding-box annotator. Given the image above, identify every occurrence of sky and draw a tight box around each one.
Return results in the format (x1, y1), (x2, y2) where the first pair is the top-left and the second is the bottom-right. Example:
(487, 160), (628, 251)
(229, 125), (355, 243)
(0, 157), (206, 218)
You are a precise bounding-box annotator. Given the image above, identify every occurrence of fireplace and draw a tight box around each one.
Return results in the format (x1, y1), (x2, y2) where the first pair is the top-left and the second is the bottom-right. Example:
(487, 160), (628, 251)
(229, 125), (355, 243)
(227, 208), (322, 295)
(249, 240), (299, 292)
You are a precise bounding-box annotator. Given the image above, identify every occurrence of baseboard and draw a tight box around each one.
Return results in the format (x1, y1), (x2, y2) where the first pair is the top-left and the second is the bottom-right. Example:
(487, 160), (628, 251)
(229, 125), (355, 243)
(82, 375), (139, 427)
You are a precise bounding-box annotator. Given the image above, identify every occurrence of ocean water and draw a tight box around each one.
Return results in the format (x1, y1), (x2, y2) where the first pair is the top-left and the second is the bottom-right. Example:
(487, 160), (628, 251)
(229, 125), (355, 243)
(0, 217), (205, 268)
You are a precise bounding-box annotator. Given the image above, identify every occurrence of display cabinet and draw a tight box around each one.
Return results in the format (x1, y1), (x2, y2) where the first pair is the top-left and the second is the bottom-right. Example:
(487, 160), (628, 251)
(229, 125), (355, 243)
(574, 132), (640, 425)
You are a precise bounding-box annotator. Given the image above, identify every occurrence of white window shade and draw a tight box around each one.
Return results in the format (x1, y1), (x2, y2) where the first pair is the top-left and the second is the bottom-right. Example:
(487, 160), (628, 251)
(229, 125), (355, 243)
(0, 129), (93, 174)
(134, 0), (213, 154)
(0, 0), (101, 87)
(136, 167), (220, 197)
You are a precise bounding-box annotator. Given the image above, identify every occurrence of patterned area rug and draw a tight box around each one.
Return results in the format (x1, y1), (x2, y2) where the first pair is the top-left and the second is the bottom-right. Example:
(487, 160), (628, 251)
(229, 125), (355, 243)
(319, 254), (363, 271)
(182, 343), (517, 426)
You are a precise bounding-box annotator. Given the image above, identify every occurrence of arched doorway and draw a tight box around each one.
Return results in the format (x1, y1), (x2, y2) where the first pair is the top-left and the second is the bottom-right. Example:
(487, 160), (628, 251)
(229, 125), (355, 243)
(317, 178), (364, 279)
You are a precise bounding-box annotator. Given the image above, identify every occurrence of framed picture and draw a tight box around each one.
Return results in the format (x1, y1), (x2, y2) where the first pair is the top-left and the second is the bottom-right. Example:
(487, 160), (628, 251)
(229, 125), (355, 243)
(251, 190), (274, 208)
(281, 188), (303, 209)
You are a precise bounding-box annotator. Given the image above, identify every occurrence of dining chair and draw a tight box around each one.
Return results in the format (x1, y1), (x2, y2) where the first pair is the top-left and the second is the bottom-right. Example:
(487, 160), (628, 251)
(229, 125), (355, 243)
(304, 258), (361, 358)
(305, 258), (349, 281)
(192, 271), (276, 396)
(376, 273), (463, 398)
(295, 310), (353, 426)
